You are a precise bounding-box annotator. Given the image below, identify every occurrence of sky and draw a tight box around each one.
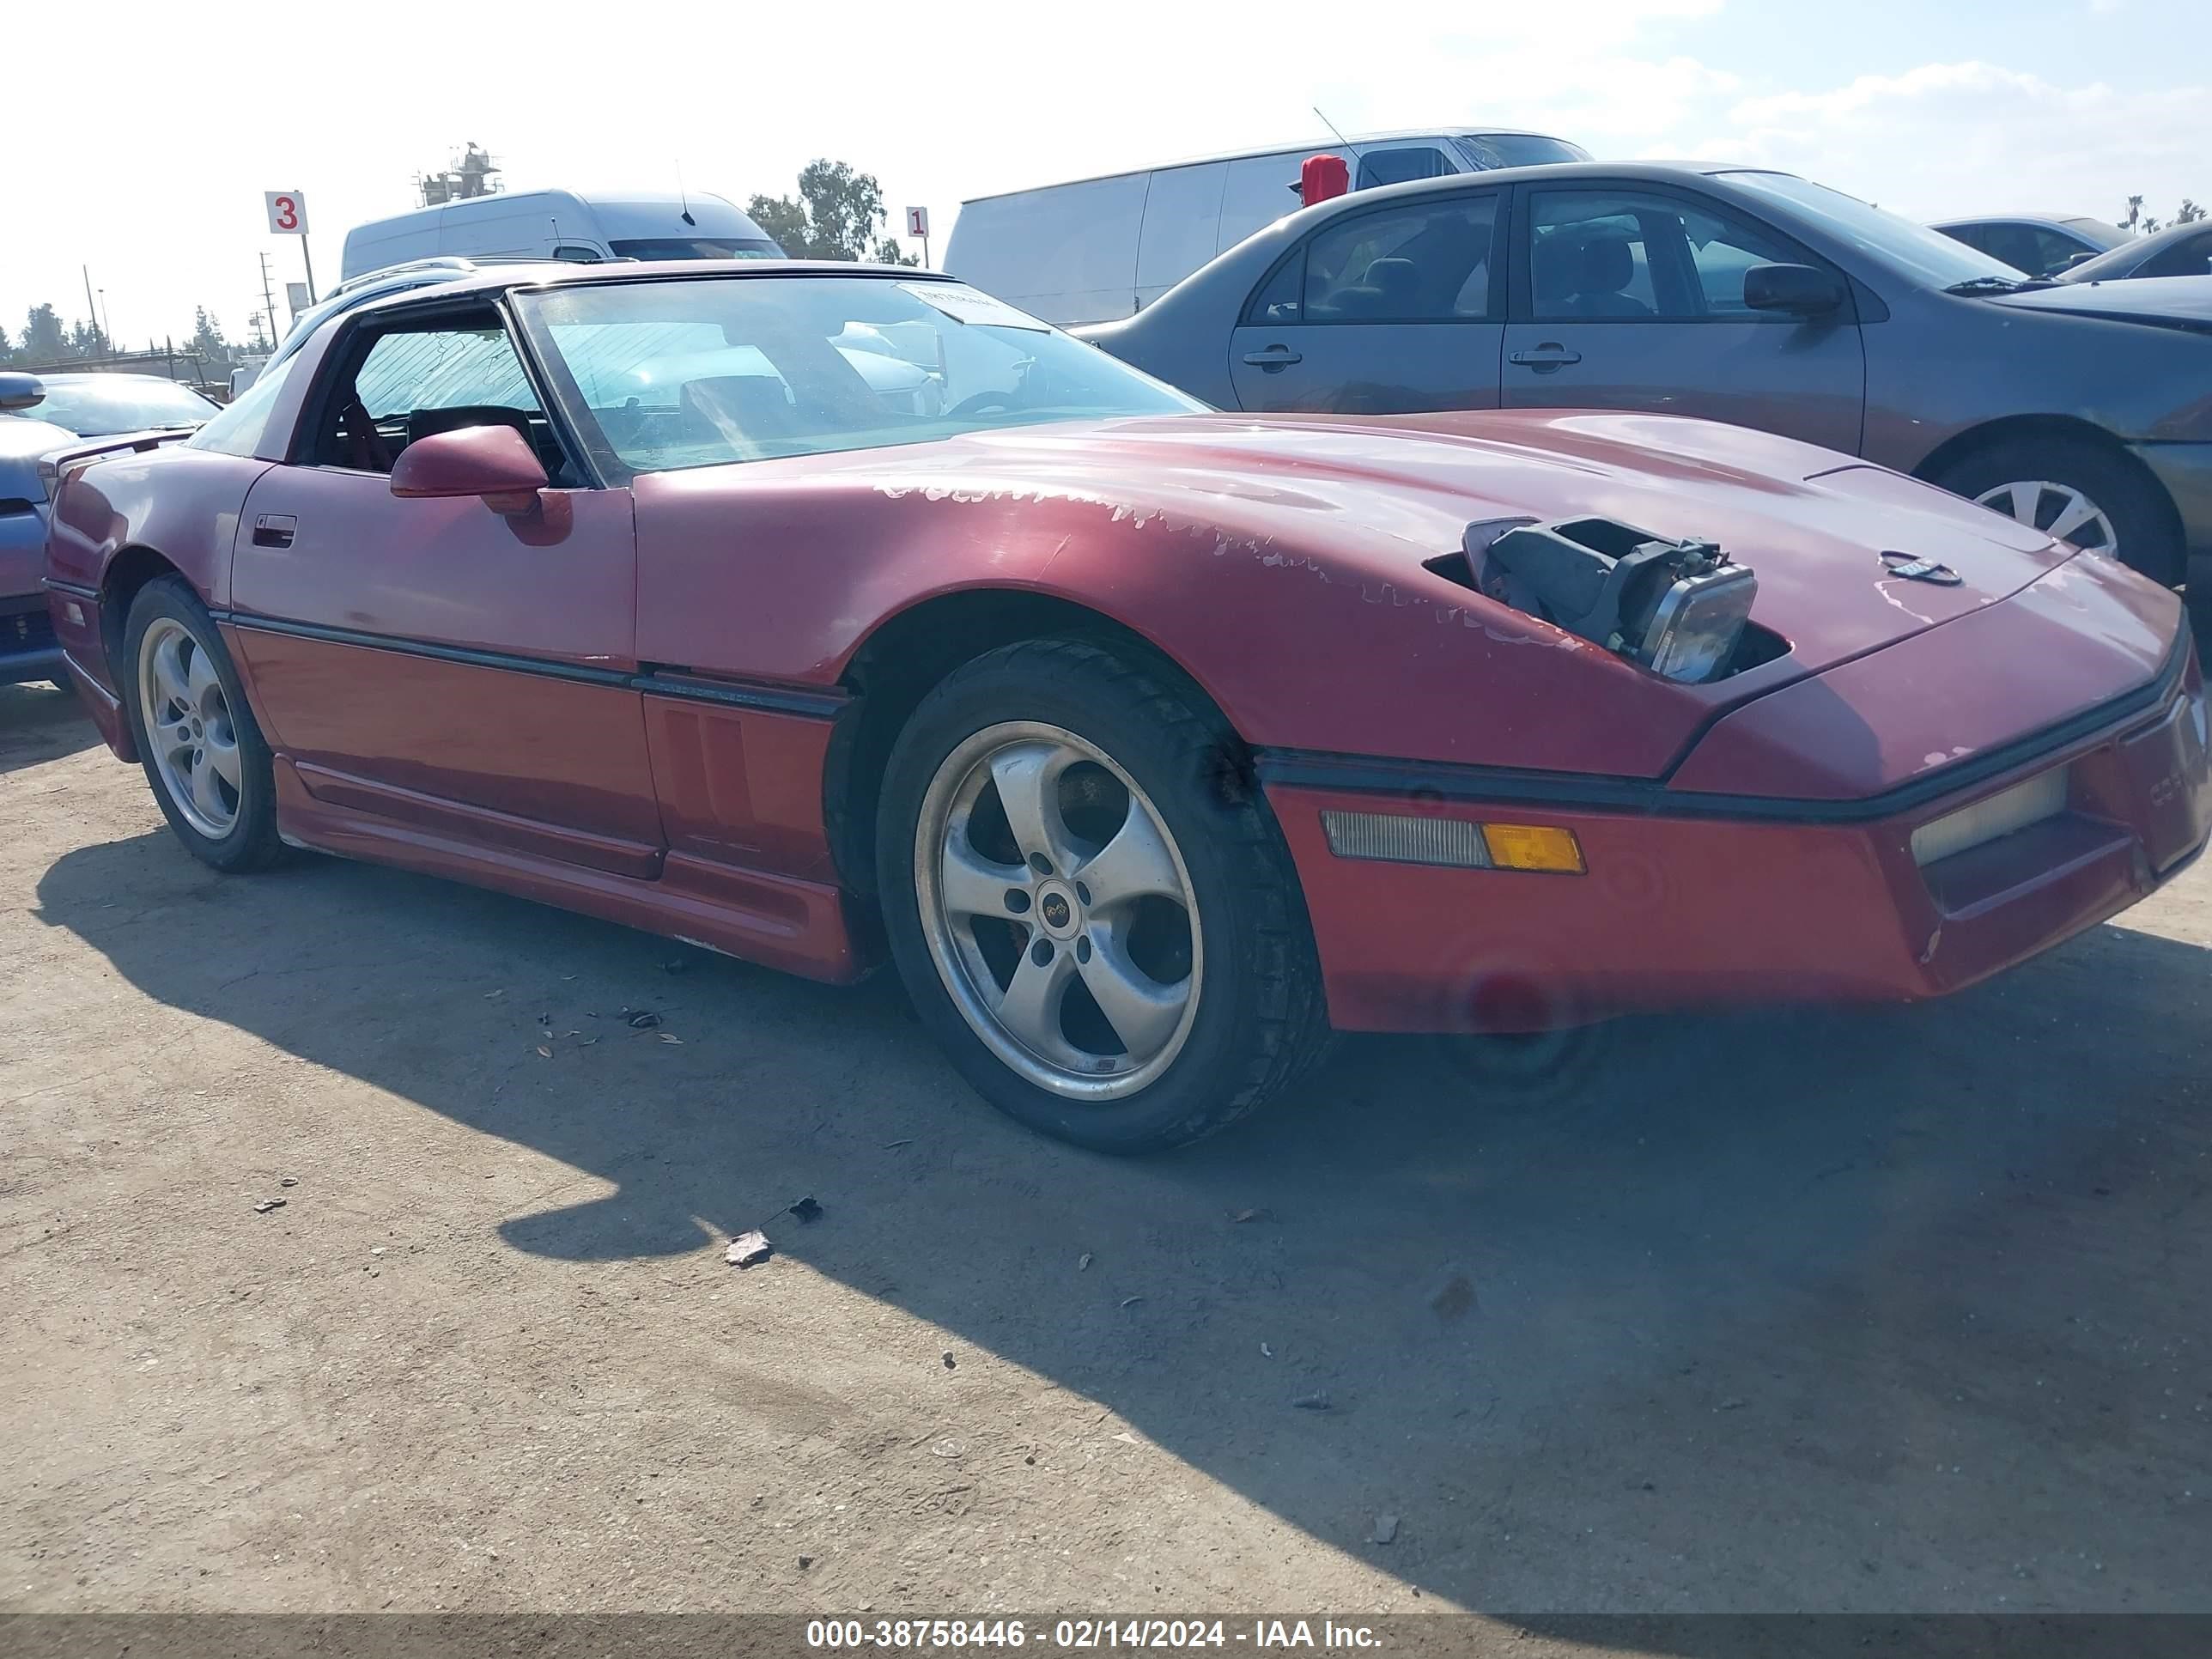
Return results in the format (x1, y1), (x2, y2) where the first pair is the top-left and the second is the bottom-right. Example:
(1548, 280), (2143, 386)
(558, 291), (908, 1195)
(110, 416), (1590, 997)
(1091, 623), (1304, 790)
(5, 0), (2208, 352)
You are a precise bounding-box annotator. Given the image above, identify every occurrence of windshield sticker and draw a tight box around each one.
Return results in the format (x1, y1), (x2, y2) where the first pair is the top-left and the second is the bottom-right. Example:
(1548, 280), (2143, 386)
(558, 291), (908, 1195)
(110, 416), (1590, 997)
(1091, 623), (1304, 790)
(899, 283), (1051, 331)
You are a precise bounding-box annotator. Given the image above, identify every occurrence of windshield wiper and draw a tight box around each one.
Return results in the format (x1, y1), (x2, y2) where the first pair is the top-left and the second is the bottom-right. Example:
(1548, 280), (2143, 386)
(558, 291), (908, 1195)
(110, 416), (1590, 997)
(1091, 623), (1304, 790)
(1944, 275), (2057, 295)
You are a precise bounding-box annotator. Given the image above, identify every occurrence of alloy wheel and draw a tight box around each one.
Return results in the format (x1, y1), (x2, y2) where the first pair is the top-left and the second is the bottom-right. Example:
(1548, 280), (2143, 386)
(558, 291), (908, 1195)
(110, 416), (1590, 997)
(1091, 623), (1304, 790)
(1972, 478), (2118, 557)
(137, 617), (242, 839)
(914, 720), (1203, 1102)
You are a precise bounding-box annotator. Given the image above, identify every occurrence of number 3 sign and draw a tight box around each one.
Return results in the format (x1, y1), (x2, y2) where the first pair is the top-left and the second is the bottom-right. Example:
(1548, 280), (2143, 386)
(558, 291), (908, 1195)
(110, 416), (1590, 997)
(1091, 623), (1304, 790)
(264, 191), (309, 234)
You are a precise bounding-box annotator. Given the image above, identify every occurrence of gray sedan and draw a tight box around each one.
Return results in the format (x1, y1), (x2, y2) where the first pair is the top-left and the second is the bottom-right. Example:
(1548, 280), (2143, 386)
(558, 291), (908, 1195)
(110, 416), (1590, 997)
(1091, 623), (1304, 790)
(2058, 220), (2212, 284)
(1083, 161), (2212, 583)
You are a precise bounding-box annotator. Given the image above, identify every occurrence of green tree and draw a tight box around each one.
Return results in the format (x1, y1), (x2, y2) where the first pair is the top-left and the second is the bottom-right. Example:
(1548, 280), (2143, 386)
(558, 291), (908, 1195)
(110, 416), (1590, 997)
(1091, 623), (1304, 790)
(21, 303), (68, 362)
(69, 319), (110, 359)
(2178, 198), (2207, 224)
(749, 160), (916, 264)
(190, 306), (229, 365)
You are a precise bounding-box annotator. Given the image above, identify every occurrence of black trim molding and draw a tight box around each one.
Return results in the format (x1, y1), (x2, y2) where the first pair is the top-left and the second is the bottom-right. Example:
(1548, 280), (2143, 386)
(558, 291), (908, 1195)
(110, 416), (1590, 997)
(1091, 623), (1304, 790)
(44, 577), (99, 600)
(1257, 634), (2188, 827)
(216, 611), (846, 720)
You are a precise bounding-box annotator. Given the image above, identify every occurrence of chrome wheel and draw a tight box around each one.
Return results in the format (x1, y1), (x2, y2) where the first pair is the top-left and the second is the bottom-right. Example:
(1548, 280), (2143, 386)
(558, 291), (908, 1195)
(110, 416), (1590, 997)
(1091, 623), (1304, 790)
(137, 617), (241, 839)
(914, 720), (1202, 1102)
(1973, 478), (2118, 556)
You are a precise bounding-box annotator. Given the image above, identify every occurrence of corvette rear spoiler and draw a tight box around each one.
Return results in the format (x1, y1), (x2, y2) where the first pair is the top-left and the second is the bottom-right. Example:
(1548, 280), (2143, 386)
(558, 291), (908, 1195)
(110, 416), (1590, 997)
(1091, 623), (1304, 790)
(36, 426), (198, 493)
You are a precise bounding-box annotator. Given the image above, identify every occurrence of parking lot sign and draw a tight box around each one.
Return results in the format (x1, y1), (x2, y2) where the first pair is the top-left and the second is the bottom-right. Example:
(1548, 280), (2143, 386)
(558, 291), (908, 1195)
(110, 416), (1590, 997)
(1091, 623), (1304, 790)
(264, 191), (309, 234)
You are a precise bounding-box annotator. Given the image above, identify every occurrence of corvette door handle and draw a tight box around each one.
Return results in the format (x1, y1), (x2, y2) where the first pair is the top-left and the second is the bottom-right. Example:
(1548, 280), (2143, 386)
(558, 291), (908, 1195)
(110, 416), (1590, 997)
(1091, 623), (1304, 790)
(1509, 343), (1583, 371)
(252, 514), (296, 549)
(1242, 344), (1303, 368)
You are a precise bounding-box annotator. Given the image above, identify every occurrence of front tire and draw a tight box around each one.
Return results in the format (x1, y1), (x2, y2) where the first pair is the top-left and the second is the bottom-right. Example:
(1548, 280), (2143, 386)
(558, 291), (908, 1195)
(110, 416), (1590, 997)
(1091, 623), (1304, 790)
(123, 576), (283, 872)
(876, 639), (1328, 1152)
(1938, 437), (2180, 585)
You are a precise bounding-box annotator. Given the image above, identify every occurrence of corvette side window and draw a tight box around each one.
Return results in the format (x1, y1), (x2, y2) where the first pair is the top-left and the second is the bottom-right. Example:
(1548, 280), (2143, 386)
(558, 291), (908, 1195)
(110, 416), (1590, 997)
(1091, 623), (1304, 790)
(307, 316), (559, 477)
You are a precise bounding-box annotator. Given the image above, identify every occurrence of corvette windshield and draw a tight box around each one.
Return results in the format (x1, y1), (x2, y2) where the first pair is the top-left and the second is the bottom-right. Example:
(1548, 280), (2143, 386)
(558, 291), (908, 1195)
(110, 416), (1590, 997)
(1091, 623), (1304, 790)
(518, 275), (1204, 474)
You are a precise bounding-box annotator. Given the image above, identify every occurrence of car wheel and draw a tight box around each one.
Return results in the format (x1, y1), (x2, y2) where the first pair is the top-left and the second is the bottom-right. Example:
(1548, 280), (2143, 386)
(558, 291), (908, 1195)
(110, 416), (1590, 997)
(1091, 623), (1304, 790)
(877, 638), (1329, 1152)
(123, 576), (283, 873)
(1937, 437), (2180, 585)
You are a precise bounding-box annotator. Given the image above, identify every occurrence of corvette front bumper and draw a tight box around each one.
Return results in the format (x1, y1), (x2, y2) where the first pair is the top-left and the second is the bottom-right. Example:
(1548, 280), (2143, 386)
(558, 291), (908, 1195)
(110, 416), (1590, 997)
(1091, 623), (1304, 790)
(1261, 649), (2210, 1035)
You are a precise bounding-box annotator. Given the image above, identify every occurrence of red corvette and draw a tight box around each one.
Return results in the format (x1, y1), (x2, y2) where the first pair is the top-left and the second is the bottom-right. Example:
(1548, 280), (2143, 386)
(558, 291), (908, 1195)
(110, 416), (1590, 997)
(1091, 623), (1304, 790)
(42, 262), (2210, 1150)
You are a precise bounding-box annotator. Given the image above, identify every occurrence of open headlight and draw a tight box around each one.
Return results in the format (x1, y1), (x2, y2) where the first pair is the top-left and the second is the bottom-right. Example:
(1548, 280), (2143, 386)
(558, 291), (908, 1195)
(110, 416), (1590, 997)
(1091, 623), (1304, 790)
(1468, 516), (1760, 684)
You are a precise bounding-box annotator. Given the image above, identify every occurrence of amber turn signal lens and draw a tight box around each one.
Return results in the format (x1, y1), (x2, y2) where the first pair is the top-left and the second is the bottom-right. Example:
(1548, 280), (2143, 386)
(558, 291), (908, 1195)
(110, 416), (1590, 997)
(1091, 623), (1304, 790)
(1480, 823), (1585, 874)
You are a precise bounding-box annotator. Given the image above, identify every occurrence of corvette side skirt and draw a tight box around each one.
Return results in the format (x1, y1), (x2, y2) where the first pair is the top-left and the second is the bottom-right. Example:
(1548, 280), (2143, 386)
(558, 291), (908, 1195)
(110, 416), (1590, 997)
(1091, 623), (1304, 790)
(270, 759), (870, 985)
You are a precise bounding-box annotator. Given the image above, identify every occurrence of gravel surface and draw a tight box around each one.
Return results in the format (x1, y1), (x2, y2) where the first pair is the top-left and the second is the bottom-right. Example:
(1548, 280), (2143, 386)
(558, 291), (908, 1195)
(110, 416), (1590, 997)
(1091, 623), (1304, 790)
(3, 677), (2208, 1621)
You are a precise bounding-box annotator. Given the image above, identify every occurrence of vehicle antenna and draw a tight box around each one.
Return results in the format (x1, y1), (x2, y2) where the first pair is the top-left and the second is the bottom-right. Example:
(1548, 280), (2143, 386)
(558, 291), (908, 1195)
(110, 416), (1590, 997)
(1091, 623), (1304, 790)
(678, 160), (696, 228)
(1311, 106), (1364, 164)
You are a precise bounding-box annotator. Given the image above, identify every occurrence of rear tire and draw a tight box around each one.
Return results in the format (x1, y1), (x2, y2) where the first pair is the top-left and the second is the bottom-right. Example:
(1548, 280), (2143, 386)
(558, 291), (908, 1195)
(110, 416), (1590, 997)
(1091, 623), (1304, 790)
(122, 576), (284, 873)
(1937, 436), (2180, 585)
(876, 638), (1329, 1152)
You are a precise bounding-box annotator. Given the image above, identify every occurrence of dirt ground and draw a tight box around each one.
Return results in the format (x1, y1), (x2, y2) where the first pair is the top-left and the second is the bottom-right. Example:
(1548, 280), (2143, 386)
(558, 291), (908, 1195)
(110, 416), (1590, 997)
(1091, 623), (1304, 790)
(3, 675), (2208, 1628)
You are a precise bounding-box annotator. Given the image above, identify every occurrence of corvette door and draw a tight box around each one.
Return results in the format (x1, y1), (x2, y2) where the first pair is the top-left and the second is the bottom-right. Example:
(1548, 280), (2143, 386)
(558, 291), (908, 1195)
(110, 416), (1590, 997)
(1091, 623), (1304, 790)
(1501, 185), (1866, 455)
(229, 307), (662, 876)
(1226, 190), (1505, 415)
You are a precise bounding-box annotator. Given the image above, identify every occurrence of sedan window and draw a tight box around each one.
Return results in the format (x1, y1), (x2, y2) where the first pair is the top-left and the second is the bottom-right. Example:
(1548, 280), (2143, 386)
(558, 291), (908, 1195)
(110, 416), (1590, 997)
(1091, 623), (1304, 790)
(2141, 231), (2212, 279)
(1723, 171), (2021, 288)
(1528, 191), (1804, 321)
(1249, 197), (1500, 325)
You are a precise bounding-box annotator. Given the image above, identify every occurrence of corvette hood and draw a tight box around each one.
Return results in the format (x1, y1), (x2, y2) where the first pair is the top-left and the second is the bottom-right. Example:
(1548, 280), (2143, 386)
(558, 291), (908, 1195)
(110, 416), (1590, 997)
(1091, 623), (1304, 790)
(808, 408), (2076, 680)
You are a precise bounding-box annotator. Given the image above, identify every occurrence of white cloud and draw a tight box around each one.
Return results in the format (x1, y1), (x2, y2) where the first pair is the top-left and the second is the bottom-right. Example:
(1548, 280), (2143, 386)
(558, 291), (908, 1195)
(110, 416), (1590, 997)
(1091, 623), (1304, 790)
(1696, 63), (2209, 221)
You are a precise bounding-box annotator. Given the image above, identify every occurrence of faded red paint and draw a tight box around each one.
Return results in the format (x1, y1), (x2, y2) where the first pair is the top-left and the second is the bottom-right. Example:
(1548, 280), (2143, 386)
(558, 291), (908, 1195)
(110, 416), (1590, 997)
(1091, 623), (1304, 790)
(40, 313), (2209, 1031)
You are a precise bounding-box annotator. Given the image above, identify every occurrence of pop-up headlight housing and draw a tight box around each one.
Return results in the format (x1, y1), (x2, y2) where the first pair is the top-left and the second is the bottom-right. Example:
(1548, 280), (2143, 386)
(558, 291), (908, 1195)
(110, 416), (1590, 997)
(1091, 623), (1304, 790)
(1465, 516), (1762, 684)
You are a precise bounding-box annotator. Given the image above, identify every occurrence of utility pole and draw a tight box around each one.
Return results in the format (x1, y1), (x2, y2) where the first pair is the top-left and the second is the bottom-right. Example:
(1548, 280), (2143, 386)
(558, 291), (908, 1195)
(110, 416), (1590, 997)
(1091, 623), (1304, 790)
(258, 252), (280, 351)
(82, 264), (100, 354)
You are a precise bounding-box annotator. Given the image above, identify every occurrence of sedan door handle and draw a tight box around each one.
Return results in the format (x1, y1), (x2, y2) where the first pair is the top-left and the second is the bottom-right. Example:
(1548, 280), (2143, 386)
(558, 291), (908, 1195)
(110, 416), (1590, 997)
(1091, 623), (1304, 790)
(1241, 344), (1304, 368)
(252, 514), (296, 549)
(1509, 343), (1583, 371)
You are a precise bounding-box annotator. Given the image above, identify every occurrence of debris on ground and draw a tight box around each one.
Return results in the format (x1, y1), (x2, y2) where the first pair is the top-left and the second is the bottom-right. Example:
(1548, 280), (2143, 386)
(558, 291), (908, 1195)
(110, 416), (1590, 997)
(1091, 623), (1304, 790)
(883, 1139), (914, 1150)
(252, 1197), (286, 1214)
(931, 1438), (963, 1459)
(658, 1032), (683, 1044)
(536, 1046), (552, 1059)
(1078, 1253), (1092, 1272)
(1717, 1396), (1748, 1412)
(1371, 1515), (1400, 1545)
(797, 1555), (812, 1570)
(1290, 1391), (1332, 1412)
(483, 989), (504, 1000)
(725, 1230), (772, 1268)
(625, 1010), (662, 1030)
(788, 1197), (823, 1224)
(1120, 1297), (1145, 1309)
(277, 1176), (297, 1188)
(1261, 1342), (1274, 1358)
(941, 1350), (957, 1370)
(1229, 1207), (1271, 1224)
(1431, 1273), (1476, 1322)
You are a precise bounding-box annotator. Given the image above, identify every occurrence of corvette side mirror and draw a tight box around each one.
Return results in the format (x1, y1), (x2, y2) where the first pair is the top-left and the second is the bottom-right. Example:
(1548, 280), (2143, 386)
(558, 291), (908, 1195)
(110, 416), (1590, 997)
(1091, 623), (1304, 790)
(1743, 263), (1846, 316)
(390, 424), (549, 516)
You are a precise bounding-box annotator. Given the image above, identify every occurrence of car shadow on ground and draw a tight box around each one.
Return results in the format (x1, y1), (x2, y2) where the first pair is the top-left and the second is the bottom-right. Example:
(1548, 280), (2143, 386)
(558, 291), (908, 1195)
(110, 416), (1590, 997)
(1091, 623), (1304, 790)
(31, 828), (2212, 1620)
(0, 679), (99, 774)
